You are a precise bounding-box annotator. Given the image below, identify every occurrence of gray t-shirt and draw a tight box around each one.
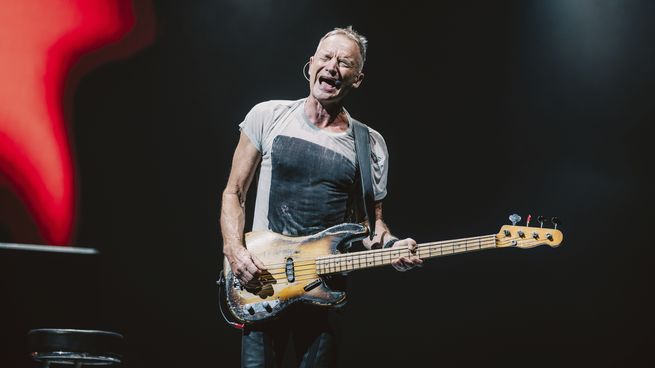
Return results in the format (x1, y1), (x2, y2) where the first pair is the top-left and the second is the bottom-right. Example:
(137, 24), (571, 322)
(239, 98), (389, 236)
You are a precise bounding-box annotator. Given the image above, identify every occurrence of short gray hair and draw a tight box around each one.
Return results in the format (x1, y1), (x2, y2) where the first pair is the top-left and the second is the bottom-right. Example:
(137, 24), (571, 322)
(318, 25), (368, 71)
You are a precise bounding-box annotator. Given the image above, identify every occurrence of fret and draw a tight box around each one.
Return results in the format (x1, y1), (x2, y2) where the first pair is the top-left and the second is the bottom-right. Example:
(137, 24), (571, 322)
(317, 235), (497, 275)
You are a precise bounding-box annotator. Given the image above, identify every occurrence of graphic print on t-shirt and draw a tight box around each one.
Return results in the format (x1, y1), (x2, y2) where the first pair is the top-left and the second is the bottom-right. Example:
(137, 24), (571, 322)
(268, 135), (356, 236)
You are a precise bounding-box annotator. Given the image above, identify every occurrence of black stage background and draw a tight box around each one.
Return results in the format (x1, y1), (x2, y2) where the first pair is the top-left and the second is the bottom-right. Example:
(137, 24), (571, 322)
(2, 1), (654, 367)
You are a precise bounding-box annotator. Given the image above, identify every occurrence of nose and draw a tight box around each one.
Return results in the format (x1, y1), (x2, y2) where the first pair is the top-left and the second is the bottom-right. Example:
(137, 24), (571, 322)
(324, 57), (338, 75)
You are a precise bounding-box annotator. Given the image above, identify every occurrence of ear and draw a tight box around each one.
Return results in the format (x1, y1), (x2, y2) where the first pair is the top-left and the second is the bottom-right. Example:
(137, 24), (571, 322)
(351, 72), (365, 89)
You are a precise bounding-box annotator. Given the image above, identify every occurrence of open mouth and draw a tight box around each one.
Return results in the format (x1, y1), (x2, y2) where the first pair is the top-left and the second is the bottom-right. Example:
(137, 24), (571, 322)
(318, 76), (341, 89)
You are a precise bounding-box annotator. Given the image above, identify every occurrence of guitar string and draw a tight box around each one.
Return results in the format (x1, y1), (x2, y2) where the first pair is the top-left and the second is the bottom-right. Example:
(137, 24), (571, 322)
(264, 246), (494, 281)
(257, 235), (495, 268)
(257, 235), (499, 269)
(247, 239), (505, 282)
(262, 238), (500, 271)
(240, 239), (548, 290)
(242, 238), (546, 286)
(259, 238), (501, 276)
(245, 230), (555, 270)
(244, 244), (548, 289)
(244, 235), (538, 280)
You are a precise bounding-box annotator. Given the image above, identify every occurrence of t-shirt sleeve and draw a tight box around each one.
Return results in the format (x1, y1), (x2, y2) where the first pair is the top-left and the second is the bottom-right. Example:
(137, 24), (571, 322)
(238, 100), (295, 154)
(238, 102), (272, 153)
(368, 128), (389, 201)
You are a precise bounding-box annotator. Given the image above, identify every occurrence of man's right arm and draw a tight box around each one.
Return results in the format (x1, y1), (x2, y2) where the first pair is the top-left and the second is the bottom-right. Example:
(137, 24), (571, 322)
(220, 132), (267, 285)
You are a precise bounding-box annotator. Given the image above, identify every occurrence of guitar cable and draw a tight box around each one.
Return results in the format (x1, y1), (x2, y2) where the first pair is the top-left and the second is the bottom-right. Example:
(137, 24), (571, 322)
(216, 271), (245, 330)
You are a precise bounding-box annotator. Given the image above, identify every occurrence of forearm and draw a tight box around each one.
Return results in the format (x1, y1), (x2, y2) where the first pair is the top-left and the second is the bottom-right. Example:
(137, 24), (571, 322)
(361, 220), (388, 249)
(220, 187), (247, 256)
(361, 202), (421, 271)
(220, 132), (260, 257)
(361, 202), (398, 249)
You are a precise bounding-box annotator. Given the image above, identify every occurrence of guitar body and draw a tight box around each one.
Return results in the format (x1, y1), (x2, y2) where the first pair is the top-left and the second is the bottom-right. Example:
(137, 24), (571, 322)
(221, 219), (564, 325)
(223, 223), (368, 324)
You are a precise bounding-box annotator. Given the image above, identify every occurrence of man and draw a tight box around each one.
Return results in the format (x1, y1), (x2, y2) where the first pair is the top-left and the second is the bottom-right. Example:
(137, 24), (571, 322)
(221, 26), (422, 367)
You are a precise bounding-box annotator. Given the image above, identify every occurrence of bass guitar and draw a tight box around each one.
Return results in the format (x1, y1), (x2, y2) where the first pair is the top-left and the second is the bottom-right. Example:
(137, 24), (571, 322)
(220, 217), (563, 324)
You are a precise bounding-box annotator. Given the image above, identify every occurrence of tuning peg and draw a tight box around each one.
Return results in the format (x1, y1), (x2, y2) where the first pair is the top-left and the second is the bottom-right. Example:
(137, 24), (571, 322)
(551, 216), (560, 229)
(509, 213), (521, 226)
(537, 215), (547, 228)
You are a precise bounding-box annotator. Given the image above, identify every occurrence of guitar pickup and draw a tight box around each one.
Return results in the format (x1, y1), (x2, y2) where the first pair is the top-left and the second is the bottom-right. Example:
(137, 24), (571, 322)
(303, 279), (322, 292)
(285, 258), (295, 283)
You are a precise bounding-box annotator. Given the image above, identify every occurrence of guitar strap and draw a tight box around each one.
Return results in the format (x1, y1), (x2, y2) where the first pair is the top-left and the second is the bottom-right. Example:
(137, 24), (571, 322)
(351, 120), (376, 240)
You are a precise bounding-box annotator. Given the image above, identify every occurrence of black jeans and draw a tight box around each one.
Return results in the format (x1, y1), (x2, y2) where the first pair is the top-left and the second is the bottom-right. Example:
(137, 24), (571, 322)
(241, 304), (341, 368)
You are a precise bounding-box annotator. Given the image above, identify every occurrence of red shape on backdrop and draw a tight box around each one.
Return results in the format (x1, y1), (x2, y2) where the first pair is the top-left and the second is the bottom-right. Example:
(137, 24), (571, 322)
(0, 0), (155, 245)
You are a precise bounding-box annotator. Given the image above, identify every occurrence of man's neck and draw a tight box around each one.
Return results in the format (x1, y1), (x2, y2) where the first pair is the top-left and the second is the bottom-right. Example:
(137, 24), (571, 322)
(304, 96), (349, 132)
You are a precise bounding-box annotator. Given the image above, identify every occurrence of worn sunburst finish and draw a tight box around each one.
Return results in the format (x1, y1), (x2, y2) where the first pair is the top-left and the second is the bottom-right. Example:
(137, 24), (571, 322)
(222, 222), (564, 324)
(223, 223), (368, 324)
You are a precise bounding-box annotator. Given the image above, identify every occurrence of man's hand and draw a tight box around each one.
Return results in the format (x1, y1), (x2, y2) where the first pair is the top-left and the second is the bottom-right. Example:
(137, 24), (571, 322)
(390, 238), (423, 272)
(225, 246), (267, 286)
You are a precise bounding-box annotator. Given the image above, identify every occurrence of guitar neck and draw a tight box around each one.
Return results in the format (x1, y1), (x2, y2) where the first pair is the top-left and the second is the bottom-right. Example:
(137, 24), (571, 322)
(316, 234), (497, 275)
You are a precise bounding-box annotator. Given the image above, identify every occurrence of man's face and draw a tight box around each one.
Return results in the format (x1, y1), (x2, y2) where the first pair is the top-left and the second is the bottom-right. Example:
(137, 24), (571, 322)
(308, 34), (364, 103)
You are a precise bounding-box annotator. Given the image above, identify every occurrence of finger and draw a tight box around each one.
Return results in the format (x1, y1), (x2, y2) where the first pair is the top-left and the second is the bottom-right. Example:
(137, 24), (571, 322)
(251, 254), (267, 271)
(391, 258), (402, 272)
(245, 261), (261, 277)
(239, 269), (255, 284)
(397, 256), (422, 271)
(391, 261), (405, 272)
(392, 257), (410, 272)
(409, 255), (423, 264)
(406, 239), (418, 253)
(409, 257), (423, 268)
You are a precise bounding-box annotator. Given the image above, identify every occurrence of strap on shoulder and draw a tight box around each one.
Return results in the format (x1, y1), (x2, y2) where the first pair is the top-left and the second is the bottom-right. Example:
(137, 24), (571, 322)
(351, 120), (376, 240)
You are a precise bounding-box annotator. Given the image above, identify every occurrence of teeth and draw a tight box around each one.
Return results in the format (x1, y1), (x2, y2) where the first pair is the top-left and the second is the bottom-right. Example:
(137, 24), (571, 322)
(318, 76), (340, 89)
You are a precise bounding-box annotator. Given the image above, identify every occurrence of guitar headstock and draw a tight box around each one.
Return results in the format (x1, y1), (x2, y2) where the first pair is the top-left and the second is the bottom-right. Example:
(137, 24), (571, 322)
(495, 214), (563, 249)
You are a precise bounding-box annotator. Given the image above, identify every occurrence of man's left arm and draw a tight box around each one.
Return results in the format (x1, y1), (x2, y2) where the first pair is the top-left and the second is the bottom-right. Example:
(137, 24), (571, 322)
(362, 201), (423, 272)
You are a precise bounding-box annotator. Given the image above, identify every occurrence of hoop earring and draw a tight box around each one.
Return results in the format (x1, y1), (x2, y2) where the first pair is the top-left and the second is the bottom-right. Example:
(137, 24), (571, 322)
(302, 61), (310, 82)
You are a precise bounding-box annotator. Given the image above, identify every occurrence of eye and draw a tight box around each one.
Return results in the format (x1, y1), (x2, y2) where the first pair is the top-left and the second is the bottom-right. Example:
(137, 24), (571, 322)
(338, 59), (355, 68)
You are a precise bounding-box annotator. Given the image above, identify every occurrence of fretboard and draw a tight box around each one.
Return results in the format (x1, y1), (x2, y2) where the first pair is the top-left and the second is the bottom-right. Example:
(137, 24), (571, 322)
(315, 234), (497, 275)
